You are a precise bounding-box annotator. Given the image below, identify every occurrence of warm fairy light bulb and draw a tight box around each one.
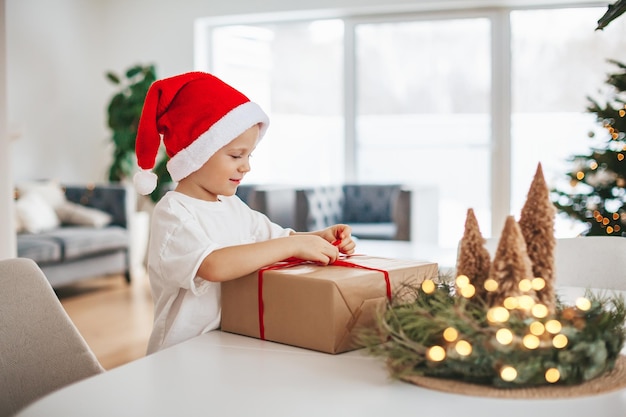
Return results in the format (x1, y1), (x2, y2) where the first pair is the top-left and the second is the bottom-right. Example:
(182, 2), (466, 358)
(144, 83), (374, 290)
(576, 171), (585, 180)
(484, 279), (498, 292)
(545, 320), (562, 334)
(620, 109), (626, 117)
(455, 340), (472, 356)
(456, 275), (470, 288)
(545, 368), (561, 383)
(503, 297), (518, 310)
(531, 277), (546, 291)
(500, 366), (518, 382)
(590, 161), (599, 170)
(496, 328), (513, 345)
(517, 295), (535, 310)
(531, 304), (549, 318)
(618, 153), (625, 161)
(443, 327), (458, 342)
(576, 297), (592, 311)
(427, 345), (446, 361)
(518, 279), (532, 292)
(523, 334), (540, 349)
(553, 334), (569, 349)
(487, 307), (510, 323)
(460, 284), (476, 298)
(607, 226), (615, 234)
(421, 279), (436, 294)
(529, 321), (545, 336)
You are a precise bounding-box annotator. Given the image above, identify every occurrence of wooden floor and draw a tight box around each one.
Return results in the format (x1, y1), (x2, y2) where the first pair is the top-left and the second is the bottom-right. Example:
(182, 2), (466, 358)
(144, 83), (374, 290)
(55, 272), (154, 370)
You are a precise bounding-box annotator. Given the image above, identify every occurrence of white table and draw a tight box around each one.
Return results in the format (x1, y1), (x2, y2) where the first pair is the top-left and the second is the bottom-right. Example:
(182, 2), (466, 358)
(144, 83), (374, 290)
(17, 325), (626, 417)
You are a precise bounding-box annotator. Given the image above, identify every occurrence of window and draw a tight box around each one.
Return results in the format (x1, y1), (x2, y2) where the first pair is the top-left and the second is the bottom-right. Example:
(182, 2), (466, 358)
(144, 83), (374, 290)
(510, 7), (626, 237)
(196, 5), (626, 247)
(205, 20), (344, 186)
(354, 17), (491, 247)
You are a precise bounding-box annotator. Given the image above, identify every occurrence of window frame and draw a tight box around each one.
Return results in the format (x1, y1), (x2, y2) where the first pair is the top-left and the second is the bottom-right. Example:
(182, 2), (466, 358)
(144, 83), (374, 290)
(195, 2), (606, 237)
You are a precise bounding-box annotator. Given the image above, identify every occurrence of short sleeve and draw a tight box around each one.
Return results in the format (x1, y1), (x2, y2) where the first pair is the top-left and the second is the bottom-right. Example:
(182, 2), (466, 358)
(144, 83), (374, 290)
(149, 204), (218, 296)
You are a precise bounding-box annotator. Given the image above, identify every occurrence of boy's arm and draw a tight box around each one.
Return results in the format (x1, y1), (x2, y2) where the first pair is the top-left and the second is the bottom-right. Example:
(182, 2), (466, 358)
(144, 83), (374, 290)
(197, 234), (339, 282)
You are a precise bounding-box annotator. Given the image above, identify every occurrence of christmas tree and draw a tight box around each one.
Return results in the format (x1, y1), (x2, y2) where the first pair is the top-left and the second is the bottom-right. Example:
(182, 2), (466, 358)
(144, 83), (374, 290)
(551, 59), (626, 237)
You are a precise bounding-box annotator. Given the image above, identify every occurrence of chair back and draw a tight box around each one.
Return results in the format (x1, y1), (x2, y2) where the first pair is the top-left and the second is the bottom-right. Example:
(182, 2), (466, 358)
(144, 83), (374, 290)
(295, 186), (344, 232)
(0, 258), (104, 417)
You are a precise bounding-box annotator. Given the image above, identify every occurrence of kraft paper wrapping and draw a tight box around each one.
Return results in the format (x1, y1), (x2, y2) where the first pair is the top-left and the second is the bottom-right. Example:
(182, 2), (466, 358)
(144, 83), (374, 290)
(221, 256), (438, 354)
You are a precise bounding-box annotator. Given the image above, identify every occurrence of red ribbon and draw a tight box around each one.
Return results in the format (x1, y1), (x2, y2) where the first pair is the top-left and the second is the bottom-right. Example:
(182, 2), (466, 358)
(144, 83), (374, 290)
(331, 258), (391, 300)
(257, 258), (305, 340)
(256, 256), (391, 340)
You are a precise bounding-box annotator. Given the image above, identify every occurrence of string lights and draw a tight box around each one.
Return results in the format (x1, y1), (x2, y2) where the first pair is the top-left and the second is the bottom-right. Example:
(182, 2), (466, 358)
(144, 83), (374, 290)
(419, 275), (602, 384)
(359, 275), (624, 388)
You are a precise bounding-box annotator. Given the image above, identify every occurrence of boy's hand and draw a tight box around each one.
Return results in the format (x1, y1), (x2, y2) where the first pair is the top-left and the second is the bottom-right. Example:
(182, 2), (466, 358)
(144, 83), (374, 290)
(323, 224), (356, 255)
(290, 235), (340, 265)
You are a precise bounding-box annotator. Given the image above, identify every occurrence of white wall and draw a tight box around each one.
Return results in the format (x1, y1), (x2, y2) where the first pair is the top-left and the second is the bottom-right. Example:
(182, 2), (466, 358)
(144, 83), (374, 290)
(7, 0), (108, 183)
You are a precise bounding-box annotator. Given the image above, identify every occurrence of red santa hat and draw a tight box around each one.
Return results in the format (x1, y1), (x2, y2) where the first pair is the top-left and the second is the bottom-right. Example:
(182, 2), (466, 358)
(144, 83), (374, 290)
(133, 71), (269, 195)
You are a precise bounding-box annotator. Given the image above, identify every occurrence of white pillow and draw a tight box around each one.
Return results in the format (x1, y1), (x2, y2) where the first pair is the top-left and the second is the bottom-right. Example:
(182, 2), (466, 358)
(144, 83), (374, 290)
(15, 192), (61, 233)
(55, 201), (112, 228)
(16, 180), (67, 208)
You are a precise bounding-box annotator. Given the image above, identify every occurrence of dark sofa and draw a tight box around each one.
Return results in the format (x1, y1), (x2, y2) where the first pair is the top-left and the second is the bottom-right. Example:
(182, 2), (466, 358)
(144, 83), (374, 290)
(237, 183), (414, 241)
(16, 184), (132, 288)
(295, 184), (412, 241)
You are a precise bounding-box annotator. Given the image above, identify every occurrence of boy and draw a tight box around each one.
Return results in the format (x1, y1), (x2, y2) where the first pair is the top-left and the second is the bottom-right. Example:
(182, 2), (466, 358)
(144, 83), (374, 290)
(133, 72), (355, 353)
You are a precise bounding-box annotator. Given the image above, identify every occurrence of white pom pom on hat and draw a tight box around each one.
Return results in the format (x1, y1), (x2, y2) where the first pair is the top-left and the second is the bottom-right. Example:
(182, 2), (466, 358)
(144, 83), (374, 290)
(133, 170), (158, 196)
(133, 71), (269, 195)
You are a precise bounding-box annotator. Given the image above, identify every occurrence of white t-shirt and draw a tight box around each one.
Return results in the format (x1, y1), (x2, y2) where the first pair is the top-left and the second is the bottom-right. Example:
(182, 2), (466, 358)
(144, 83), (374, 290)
(146, 191), (291, 354)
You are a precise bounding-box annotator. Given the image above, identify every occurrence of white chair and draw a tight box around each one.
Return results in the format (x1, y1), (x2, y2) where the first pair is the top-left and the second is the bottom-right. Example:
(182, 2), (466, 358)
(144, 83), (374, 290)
(484, 236), (626, 290)
(0, 258), (104, 417)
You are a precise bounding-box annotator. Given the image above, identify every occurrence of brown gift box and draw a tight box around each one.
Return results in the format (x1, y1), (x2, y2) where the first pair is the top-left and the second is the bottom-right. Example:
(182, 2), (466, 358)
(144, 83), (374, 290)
(220, 256), (438, 354)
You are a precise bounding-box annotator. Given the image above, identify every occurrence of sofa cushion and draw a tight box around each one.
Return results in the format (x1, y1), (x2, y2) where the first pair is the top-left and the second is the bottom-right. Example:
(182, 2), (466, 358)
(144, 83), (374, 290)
(16, 180), (67, 208)
(37, 226), (129, 261)
(342, 185), (400, 223)
(55, 201), (113, 228)
(17, 235), (62, 264)
(298, 187), (344, 231)
(15, 193), (61, 234)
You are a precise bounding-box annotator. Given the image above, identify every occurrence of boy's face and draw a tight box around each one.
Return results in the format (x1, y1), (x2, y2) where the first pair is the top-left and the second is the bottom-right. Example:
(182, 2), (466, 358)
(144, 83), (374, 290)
(178, 125), (259, 201)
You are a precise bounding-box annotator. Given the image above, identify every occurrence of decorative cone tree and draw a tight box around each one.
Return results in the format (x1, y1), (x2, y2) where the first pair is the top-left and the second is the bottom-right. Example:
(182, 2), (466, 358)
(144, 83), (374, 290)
(456, 208), (491, 302)
(519, 163), (556, 312)
(551, 59), (626, 237)
(486, 216), (536, 308)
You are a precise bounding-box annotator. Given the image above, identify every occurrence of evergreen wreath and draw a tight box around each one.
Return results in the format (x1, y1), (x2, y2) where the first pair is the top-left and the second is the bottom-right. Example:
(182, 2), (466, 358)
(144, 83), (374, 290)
(359, 280), (625, 388)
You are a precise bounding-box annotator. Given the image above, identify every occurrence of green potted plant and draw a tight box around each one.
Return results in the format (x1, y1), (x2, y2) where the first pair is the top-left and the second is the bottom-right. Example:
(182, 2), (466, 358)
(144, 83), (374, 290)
(105, 64), (171, 202)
